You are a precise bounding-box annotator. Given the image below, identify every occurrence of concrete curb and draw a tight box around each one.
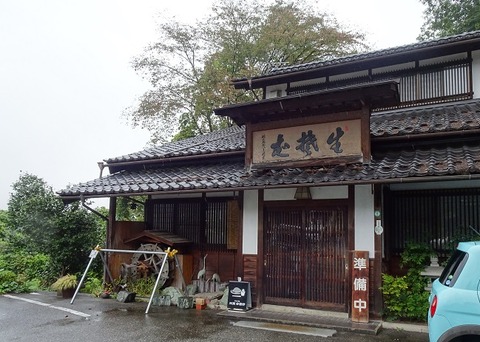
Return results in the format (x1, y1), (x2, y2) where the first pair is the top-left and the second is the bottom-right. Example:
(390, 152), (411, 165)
(382, 321), (428, 334)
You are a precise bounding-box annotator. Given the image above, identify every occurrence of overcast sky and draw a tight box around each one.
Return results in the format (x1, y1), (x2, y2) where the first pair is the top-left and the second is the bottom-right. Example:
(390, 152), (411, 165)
(0, 0), (426, 209)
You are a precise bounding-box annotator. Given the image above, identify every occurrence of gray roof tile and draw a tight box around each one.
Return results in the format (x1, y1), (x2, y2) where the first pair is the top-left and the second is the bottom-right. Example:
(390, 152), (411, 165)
(259, 31), (480, 78)
(59, 98), (480, 199)
(105, 99), (480, 164)
(242, 144), (480, 186)
(106, 125), (245, 164)
(371, 99), (480, 137)
(60, 162), (246, 197)
(60, 144), (480, 198)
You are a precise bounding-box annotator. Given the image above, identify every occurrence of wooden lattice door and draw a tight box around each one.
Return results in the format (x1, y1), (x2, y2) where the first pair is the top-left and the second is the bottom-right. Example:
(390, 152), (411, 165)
(263, 204), (348, 310)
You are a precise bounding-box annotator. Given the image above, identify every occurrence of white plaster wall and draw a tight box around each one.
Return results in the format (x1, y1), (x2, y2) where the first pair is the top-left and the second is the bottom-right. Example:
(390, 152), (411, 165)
(265, 84), (287, 99)
(242, 190), (259, 255)
(311, 186), (348, 199)
(372, 61), (415, 74)
(472, 50), (480, 99)
(354, 184), (374, 256)
(264, 188), (296, 201)
(418, 52), (467, 66)
(264, 186), (348, 201)
(329, 70), (368, 81)
(290, 77), (326, 88)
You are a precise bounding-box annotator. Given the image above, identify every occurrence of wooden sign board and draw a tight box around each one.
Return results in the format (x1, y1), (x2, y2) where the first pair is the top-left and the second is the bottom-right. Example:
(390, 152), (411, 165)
(252, 119), (362, 166)
(352, 250), (369, 323)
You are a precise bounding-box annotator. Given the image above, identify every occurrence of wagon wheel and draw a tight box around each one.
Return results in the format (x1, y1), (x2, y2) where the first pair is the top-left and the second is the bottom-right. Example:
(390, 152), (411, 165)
(131, 244), (170, 287)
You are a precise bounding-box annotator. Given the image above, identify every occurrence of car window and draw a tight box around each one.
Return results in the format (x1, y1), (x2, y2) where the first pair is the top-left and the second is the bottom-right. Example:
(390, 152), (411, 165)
(439, 250), (468, 287)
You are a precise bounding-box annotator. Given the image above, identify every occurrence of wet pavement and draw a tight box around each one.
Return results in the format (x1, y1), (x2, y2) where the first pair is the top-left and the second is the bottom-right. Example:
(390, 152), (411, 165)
(0, 292), (429, 341)
(220, 306), (382, 334)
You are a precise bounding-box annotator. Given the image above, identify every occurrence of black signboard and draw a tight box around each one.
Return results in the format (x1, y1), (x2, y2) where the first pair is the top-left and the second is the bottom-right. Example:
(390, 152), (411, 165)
(227, 281), (252, 311)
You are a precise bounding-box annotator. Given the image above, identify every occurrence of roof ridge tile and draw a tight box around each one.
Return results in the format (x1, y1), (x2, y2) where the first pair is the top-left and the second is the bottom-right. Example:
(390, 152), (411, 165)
(264, 30), (480, 77)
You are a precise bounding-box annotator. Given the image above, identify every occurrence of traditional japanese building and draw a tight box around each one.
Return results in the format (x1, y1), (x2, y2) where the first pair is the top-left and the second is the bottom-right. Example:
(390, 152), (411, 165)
(60, 30), (480, 320)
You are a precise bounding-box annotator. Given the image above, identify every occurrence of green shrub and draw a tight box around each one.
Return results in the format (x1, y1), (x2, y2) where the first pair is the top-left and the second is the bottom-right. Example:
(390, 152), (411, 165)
(382, 271), (430, 321)
(51, 274), (78, 291)
(82, 277), (103, 297)
(0, 250), (54, 287)
(400, 242), (432, 271)
(24, 278), (41, 292)
(0, 269), (39, 294)
(127, 277), (156, 297)
(381, 242), (432, 321)
(0, 269), (16, 283)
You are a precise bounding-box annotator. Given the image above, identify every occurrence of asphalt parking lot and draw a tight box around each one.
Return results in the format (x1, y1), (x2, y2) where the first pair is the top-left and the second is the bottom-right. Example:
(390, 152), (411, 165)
(0, 292), (429, 342)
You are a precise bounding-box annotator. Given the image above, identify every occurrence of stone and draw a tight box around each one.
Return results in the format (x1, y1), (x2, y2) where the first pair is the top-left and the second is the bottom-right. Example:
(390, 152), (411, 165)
(152, 295), (171, 306)
(117, 291), (136, 303)
(220, 288), (229, 307)
(186, 284), (197, 296)
(160, 287), (183, 306)
(178, 296), (194, 309)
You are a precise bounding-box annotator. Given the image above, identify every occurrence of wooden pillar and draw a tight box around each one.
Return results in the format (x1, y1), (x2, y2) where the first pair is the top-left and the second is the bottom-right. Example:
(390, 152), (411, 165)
(107, 197), (117, 249)
(104, 197), (117, 283)
(256, 189), (264, 308)
(236, 191), (244, 279)
(347, 185), (355, 316)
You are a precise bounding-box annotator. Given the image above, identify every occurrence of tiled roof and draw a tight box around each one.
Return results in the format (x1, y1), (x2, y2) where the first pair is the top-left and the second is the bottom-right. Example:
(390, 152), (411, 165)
(106, 125), (245, 164)
(371, 99), (480, 138)
(105, 99), (480, 164)
(262, 31), (480, 77)
(60, 161), (246, 197)
(244, 144), (480, 187)
(59, 144), (480, 198)
(59, 98), (480, 199)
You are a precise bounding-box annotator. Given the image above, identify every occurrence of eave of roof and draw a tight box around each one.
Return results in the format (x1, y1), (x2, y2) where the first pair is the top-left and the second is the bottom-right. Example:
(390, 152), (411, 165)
(59, 98), (480, 201)
(105, 124), (245, 167)
(59, 161), (246, 200)
(215, 80), (400, 125)
(59, 142), (480, 201)
(371, 98), (480, 139)
(232, 30), (480, 90)
(102, 98), (480, 167)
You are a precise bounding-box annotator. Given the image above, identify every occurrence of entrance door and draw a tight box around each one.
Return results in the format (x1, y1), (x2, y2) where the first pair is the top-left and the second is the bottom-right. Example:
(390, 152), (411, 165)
(263, 203), (348, 310)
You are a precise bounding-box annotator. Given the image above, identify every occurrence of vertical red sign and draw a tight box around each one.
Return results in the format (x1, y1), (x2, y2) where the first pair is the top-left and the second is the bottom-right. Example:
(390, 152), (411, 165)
(352, 250), (369, 323)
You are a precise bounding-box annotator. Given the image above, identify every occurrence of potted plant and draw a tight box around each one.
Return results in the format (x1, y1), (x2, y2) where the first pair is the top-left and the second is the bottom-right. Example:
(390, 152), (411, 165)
(51, 274), (78, 298)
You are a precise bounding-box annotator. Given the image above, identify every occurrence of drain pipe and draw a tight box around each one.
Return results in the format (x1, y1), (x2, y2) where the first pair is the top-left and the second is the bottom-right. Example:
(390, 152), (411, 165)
(97, 161), (106, 178)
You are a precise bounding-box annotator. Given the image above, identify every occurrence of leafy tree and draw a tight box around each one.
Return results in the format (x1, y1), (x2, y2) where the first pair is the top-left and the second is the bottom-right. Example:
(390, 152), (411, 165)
(92, 205), (108, 245)
(0, 210), (6, 239)
(116, 197), (145, 222)
(6, 173), (105, 277)
(7, 173), (63, 252)
(0, 210), (7, 252)
(125, 0), (367, 143)
(52, 202), (104, 275)
(418, 0), (480, 40)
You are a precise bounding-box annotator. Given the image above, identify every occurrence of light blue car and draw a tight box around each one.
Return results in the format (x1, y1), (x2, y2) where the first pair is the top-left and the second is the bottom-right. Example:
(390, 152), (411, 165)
(428, 241), (480, 342)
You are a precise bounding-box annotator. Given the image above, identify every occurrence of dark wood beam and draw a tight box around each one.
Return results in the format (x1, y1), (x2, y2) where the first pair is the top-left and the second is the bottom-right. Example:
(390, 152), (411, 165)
(215, 80), (399, 126)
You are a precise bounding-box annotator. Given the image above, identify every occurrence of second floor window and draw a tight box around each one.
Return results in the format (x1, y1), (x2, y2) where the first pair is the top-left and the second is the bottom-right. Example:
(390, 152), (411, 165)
(288, 57), (472, 110)
(399, 60), (471, 106)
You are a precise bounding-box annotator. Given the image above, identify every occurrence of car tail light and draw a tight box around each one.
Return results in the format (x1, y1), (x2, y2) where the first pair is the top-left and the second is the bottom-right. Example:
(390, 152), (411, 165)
(430, 295), (437, 317)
